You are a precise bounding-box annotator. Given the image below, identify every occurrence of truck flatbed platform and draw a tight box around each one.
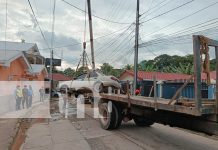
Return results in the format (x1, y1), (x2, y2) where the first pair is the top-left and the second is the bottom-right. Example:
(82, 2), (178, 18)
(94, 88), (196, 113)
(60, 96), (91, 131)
(99, 93), (216, 116)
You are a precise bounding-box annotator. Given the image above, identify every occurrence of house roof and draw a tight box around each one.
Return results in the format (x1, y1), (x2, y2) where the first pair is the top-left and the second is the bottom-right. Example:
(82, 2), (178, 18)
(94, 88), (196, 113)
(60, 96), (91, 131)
(201, 71), (216, 80)
(49, 73), (72, 81)
(120, 70), (191, 81)
(120, 70), (217, 82)
(0, 41), (36, 52)
(0, 41), (38, 63)
(0, 50), (21, 63)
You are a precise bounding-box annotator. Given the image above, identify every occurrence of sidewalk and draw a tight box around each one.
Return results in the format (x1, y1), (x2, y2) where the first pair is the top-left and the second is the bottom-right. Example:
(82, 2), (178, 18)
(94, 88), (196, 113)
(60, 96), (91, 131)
(0, 119), (18, 150)
(21, 119), (91, 150)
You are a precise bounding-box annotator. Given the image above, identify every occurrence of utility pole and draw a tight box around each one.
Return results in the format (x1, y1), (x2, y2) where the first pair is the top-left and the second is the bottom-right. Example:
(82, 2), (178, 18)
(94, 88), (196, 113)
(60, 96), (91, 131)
(82, 42), (86, 72)
(87, 0), (95, 70)
(49, 49), (53, 98)
(133, 0), (140, 95)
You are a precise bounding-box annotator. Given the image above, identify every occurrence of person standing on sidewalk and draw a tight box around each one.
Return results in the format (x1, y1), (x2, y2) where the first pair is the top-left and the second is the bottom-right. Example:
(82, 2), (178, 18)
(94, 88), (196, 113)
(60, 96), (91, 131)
(28, 85), (33, 108)
(14, 85), (22, 111)
(22, 85), (29, 109)
(39, 87), (45, 102)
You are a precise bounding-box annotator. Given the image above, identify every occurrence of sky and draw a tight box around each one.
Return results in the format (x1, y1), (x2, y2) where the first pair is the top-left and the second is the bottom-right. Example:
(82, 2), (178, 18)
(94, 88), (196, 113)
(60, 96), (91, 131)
(0, 0), (218, 69)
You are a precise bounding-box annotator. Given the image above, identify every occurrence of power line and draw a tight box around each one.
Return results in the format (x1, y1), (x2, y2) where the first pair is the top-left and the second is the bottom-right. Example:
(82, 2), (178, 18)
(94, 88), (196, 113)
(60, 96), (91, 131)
(38, 25), (131, 51)
(140, 0), (168, 16)
(103, 0), (124, 27)
(142, 1), (218, 38)
(96, 28), (134, 62)
(94, 24), (134, 59)
(139, 34), (158, 57)
(144, 20), (218, 45)
(100, 29), (135, 63)
(27, 0), (51, 49)
(140, 0), (195, 24)
(38, 42), (81, 50)
(61, 0), (131, 25)
(139, 25), (218, 48)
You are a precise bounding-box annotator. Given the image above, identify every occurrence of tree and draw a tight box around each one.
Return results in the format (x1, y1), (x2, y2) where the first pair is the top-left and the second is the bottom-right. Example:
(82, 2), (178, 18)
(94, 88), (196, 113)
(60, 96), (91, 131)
(74, 66), (89, 77)
(100, 63), (123, 78)
(139, 60), (157, 71)
(63, 68), (75, 77)
(210, 59), (216, 71)
(100, 63), (114, 75)
(123, 64), (133, 70)
(169, 63), (194, 75)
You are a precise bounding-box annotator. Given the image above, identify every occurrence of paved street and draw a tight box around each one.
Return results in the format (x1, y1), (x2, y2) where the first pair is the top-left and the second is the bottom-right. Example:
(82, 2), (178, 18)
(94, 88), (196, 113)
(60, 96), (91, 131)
(19, 103), (218, 150)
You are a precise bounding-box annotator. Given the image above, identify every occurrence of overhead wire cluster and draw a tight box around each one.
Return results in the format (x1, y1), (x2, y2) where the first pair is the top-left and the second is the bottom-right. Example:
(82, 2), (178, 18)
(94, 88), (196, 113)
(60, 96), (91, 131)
(24, 0), (218, 68)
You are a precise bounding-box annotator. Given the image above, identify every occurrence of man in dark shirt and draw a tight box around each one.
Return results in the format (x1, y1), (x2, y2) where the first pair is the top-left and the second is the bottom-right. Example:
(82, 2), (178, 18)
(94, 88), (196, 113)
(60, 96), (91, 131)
(22, 85), (29, 109)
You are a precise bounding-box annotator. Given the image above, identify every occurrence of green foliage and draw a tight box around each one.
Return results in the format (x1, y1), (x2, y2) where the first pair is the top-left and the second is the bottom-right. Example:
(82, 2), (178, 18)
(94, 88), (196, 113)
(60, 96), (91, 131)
(100, 63), (123, 78)
(101, 63), (114, 75)
(123, 64), (134, 70)
(167, 63), (194, 74)
(138, 54), (195, 74)
(75, 66), (88, 77)
(51, 54), (215, 78)
(63, 67), (75, 77)
(210, 59), (216, 71)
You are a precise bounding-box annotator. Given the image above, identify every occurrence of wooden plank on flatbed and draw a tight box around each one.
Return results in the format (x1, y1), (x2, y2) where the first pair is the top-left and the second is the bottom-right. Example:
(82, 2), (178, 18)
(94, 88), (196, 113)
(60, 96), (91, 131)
(98, 93), (215, 116)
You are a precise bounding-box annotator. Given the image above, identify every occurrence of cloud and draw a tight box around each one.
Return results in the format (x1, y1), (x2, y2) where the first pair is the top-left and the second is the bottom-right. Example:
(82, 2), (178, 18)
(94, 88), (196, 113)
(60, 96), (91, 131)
(0, 0), (218, 69)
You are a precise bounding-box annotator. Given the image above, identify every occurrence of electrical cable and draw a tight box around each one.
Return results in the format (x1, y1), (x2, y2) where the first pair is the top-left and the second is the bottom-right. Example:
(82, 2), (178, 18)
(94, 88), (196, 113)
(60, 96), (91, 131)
(141, 1), (218, 38)
(140, 0), (195, 24)
(62, 0), (131, 24)
(27, 0), (51, 49)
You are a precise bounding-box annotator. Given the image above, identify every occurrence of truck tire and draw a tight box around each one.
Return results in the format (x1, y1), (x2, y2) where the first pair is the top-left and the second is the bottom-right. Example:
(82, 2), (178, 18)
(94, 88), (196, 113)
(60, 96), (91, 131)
(113, 103), (123, 129)
(99, 102), (116, 130)
(133, 116), (154, 127)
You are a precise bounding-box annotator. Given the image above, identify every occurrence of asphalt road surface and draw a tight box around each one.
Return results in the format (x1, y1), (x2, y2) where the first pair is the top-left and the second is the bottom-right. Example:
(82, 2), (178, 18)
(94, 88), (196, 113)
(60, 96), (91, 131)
(68, 104), (218, 150)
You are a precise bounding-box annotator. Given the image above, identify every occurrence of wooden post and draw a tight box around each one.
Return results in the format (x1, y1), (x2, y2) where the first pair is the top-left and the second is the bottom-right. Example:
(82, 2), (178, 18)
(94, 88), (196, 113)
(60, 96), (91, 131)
(193, 35), (202, 113)
(215, 47), (218, 115)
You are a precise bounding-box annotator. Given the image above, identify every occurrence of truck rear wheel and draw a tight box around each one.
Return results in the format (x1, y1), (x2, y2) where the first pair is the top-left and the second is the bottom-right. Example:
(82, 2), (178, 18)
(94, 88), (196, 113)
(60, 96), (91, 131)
(133, 116), (154, 127)
(113, 103), (123, 129)
(99, 102), (116, 130)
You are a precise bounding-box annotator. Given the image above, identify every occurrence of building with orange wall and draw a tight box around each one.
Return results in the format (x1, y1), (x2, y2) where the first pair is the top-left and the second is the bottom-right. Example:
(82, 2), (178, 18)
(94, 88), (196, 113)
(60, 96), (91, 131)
(0, 41), (47, 81)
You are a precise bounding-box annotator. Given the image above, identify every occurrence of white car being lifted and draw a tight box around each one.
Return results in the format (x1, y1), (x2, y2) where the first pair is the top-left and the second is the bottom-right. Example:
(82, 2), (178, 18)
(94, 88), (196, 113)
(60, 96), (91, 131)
(59, 70), (121, 99)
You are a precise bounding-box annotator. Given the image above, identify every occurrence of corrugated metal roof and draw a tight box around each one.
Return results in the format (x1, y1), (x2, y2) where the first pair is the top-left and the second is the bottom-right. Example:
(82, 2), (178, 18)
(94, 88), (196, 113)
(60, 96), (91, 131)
(120, 70), (217, 81)
(121, 70), (191, 81)
(201, 71), (216, 80)
(48, 73), (72, 81)
(0, 41), (35, 51)
(0, 41), (37, 62)
(0, 50), (21, 62)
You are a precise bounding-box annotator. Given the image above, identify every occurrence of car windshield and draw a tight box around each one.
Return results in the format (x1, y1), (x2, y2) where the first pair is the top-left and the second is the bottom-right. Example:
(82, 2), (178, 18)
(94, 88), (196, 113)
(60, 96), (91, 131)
(76, 74), (87, 80)
(89, 71), (98, 78)
(96, 71), (105, 76)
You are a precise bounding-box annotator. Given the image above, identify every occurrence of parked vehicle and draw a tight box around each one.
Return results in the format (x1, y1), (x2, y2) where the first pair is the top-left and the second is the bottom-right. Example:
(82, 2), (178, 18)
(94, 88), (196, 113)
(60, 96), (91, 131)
(51, 89), (59, 98)
(59, 70), (121, 99)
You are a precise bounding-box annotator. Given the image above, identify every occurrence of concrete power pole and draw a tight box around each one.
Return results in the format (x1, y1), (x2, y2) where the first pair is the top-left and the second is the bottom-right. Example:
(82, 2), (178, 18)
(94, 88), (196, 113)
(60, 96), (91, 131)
(50, 49), (53, 97)
(133, 0), (140, 95)
(87, 0), (95, 70)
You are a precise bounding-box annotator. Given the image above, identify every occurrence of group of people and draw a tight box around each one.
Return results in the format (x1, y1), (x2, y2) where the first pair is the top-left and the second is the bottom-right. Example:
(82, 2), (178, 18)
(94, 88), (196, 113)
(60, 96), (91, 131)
(14, 85), (34, 111)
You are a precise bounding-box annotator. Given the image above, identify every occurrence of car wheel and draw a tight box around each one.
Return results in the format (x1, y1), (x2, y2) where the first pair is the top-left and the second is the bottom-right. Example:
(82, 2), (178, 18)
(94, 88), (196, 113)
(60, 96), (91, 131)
(54, 94), (59, 98)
